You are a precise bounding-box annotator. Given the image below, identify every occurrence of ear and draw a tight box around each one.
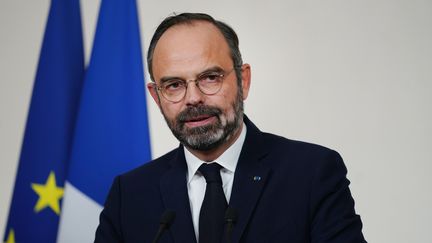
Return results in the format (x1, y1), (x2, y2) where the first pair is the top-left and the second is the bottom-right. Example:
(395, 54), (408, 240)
(147, 82), (161, 108)
(240, 64), (251, 100)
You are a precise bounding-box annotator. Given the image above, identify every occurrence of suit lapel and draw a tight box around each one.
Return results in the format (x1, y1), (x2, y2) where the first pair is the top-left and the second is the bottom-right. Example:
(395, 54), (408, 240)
(160, 147), (197, 243)
(228, 117), (271, 243)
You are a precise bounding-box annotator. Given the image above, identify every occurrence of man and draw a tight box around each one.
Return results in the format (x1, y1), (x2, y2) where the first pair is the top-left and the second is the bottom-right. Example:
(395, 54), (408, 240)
(95, 13), (366, 243)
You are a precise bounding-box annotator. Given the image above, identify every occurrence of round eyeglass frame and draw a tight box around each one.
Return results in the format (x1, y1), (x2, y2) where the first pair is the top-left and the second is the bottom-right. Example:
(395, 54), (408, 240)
(154, 68), (236, 102)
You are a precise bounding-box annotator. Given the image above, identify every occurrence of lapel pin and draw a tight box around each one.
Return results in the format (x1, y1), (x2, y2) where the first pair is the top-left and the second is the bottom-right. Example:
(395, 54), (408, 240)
(253, 176), (261, 181)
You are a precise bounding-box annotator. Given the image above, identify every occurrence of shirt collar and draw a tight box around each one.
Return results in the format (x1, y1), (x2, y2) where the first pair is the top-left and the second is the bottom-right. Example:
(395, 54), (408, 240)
(184, 123), (247, 183)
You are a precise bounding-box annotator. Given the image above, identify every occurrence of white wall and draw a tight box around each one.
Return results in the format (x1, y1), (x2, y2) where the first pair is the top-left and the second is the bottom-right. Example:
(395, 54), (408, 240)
(1, 0), (431, 242)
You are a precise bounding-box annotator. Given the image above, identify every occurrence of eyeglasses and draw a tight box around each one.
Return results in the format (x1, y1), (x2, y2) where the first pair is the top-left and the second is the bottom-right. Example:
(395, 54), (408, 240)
(154, 68), (235, 102)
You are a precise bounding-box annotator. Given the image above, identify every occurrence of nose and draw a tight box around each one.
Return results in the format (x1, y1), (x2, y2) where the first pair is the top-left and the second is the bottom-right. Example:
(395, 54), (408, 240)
(184, 80), (204, 106)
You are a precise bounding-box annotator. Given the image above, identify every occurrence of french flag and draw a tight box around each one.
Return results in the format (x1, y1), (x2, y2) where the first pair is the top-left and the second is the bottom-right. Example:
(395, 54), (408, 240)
(57, 0), (152, 242)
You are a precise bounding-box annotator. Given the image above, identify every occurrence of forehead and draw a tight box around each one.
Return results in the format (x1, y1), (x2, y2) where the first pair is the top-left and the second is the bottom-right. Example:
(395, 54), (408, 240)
(152, 21), (232, 79)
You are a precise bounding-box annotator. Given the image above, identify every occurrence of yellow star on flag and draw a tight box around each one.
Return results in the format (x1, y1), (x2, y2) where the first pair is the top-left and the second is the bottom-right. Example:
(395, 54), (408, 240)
(31, 171), (64, 215)
(4, 229), (15, 243)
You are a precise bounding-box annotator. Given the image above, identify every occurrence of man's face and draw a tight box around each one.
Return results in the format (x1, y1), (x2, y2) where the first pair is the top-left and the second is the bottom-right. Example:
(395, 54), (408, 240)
(148, 21), (250, 151)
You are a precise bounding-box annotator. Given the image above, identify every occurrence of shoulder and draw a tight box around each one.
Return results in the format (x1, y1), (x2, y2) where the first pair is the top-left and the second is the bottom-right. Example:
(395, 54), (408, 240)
(244, 116), (341, 164)
(116, 147), (180, 185)
(244, 116), (345, 175)
(261, 131), (341, 162)
(257, 131), (347, 180)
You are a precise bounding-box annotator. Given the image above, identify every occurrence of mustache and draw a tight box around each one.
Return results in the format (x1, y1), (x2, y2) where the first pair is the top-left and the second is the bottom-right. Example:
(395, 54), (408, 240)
(177, 105), (222, 123)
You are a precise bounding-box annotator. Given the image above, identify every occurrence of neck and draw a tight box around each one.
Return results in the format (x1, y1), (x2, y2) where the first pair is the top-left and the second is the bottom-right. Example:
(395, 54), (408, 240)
(186, 123), (244, 162)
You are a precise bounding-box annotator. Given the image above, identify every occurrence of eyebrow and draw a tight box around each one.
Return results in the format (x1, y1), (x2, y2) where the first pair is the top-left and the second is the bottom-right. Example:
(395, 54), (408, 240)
(158, 66), (225, 84)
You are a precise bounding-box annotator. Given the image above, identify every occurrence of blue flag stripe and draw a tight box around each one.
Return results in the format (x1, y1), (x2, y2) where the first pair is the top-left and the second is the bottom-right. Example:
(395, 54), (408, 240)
(67, 0), (151, 205)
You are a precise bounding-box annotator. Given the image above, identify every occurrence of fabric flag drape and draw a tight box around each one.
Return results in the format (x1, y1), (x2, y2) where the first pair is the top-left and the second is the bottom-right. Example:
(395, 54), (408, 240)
(3, 0), (84, 242)
(57, 0), (152, 241)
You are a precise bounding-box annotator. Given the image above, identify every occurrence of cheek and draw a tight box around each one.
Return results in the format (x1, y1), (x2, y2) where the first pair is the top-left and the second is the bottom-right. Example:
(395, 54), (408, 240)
(215, 87), (237, 113)
(160, 102), (182, 118)
(222, 83), (239, 103)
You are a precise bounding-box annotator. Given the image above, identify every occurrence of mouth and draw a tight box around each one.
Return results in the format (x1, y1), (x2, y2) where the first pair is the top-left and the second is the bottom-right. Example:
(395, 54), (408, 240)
(183, 115), (217, 128)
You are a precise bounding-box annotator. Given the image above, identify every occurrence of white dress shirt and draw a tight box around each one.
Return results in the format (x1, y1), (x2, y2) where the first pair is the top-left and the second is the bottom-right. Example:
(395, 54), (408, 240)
(184, 123), (247, 241)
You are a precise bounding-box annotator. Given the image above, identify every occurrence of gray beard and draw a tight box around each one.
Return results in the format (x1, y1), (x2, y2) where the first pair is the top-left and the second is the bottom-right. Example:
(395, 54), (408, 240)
(162, 90), (244, 151)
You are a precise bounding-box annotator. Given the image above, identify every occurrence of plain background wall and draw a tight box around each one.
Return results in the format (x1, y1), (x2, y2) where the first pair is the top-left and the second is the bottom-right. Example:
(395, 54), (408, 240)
(1, 0), (431, 242)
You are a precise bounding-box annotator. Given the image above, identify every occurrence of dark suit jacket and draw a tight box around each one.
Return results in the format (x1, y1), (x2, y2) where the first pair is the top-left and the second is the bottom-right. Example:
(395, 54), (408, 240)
(95, 117), (366, 243)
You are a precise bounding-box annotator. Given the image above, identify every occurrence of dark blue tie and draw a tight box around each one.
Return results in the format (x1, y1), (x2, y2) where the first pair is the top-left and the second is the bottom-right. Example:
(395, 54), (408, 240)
(198, 163), (227, 243)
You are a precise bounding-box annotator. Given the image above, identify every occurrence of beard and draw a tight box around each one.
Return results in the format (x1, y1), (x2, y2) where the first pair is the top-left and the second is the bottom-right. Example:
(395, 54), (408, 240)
(161, 87), (244, 151)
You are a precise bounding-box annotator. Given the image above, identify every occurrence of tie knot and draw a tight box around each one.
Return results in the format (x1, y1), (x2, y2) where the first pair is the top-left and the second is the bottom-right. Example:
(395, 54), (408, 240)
(199, 163), (223, 184)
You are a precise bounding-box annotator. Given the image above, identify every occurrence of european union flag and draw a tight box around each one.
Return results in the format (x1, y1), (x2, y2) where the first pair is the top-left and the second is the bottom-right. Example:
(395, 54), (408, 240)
(3, 0), (84, 242)
(57, 0), (152, 241)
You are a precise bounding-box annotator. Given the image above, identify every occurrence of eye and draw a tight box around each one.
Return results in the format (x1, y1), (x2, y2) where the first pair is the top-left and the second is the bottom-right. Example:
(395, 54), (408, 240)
(199, 72), (222, 83)
(163, 79), (185, 91)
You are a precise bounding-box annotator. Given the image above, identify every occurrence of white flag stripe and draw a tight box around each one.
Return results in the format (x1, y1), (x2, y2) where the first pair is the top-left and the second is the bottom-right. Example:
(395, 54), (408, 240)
(57, 181), (103, 243)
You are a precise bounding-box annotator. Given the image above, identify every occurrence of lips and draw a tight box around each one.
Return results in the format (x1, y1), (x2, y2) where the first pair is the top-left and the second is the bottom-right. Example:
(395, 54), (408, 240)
(183, 115), (216, 127)
(185, 115), (212, 122)
(176, 105), (221, 129)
